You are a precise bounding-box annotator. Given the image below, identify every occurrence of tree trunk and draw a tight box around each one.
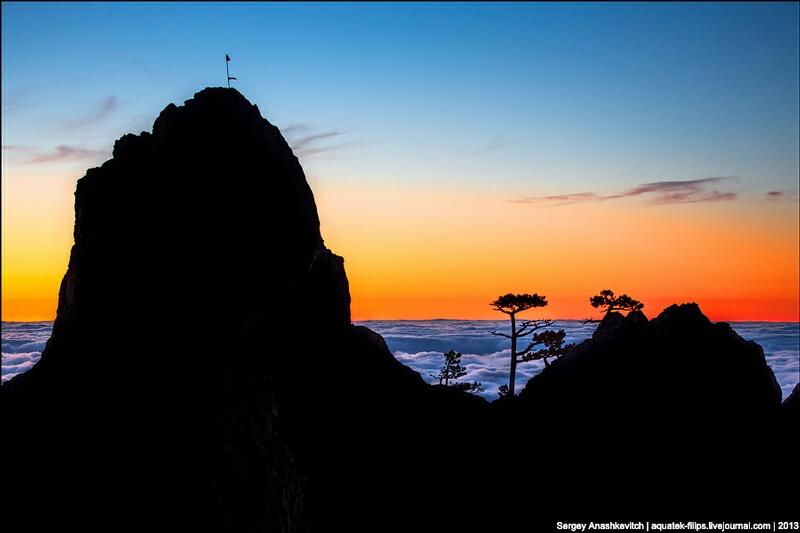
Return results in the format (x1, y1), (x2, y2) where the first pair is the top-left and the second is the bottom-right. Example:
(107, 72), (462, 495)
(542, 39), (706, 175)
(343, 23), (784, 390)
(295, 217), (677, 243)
(509, 312), (517, 396)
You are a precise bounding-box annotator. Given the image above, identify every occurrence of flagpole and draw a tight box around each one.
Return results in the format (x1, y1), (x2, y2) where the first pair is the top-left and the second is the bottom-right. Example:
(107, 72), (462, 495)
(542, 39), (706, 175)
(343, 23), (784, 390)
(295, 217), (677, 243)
(226, 56), (230, 88)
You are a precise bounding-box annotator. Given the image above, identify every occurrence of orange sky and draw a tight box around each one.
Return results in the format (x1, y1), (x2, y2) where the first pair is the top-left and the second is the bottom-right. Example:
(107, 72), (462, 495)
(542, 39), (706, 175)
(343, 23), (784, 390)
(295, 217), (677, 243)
(3, 3), (799, 325)
(316, 183), (799, 322)
(2, 173), (799, 323)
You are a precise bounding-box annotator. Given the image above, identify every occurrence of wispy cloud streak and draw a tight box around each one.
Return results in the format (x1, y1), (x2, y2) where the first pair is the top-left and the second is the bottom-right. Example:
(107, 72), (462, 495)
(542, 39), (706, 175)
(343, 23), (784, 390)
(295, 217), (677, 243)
(517, 192), (600, 207)
(515, 177), (739, 206)
(465, 135), (506, 157)
(3, 144), (106, 164)
(766, 190), (799, 201)
(282, 123), (351, 158)
(64, 96), (119, 128)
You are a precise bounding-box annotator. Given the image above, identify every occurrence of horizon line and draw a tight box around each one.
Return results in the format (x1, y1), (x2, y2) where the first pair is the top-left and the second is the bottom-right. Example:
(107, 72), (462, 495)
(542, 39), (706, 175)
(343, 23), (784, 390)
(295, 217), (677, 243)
(3, 318), (799, 325)
(353, 317), (800, 324)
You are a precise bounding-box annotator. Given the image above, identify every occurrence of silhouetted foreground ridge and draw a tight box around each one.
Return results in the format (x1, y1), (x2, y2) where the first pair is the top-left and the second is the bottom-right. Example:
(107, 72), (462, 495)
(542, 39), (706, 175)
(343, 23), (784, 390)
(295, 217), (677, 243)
(2, 88), (797, 532)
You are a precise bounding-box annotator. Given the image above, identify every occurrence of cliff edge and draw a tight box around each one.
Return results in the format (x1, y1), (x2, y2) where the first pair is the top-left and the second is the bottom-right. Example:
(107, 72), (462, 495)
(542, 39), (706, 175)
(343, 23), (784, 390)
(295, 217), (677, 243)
(3, 89), (795, 531)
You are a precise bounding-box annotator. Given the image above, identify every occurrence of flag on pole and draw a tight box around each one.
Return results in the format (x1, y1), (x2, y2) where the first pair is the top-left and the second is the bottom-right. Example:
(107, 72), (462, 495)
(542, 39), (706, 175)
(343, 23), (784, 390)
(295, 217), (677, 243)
(226, 54), (235, 88)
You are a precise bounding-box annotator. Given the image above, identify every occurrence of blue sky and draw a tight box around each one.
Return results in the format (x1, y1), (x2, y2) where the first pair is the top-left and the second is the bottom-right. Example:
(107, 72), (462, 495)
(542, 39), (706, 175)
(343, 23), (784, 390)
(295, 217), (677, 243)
(3, 2), (798, 196)
(3, 3), (800, 323)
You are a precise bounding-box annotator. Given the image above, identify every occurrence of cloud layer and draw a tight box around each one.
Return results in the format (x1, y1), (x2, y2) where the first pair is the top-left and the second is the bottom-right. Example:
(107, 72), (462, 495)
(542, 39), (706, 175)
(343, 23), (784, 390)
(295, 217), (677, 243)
(516, 177), (739, 206)
(64, 95), (120, 128)
(2, 144), (107, 164)
(3, 320), (797, 401)
(766, 190), (800, 201)
(281, 123), (348, 158)
(27, 145), (107, 164)
(360, 319), (799, 400)
(1, 322), (52, 382)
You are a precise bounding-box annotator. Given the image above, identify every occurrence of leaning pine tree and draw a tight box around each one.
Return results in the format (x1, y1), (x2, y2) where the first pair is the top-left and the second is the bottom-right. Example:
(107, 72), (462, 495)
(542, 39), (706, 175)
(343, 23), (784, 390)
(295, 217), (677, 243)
(490, 293), (574, 397)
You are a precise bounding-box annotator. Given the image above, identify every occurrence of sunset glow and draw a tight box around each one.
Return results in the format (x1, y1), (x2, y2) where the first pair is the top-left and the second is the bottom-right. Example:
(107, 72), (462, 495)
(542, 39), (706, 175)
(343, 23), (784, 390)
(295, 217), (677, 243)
(317, 184), (799, 321)
(3, 174), (797, 322)
(2, 3), (798, 322)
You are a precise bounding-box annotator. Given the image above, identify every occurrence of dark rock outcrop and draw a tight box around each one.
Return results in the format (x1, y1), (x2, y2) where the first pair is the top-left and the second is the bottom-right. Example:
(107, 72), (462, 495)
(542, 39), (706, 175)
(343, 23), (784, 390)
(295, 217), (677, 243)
(783, 383), (800, 428)
(785, 383), (800, 412)
(3, 88), (796, 531)
(4, 87), (337, 532)
(519, 303), (782, 422)
(2, 88), (489, 533)
(499, 303), (791, 517)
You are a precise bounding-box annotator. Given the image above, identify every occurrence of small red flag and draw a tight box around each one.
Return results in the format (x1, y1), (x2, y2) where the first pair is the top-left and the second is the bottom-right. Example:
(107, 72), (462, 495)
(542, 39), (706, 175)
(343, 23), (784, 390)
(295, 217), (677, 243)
(226, 54), (231, 62)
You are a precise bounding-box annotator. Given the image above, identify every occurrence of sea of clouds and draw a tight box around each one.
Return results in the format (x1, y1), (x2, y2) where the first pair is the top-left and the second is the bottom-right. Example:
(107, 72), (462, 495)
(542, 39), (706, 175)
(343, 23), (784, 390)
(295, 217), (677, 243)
(360, 320), (800, 400)
(360, 320), (597, 399)
(2, 320), (798, 402)
(1, 322), (52, 382)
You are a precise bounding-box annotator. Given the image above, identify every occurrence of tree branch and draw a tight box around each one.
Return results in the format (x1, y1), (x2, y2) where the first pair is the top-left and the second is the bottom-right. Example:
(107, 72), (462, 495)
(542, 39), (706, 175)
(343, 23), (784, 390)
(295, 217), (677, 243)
(515, 319), (554, 338)
(516, 340), (541, 358)
(490, 331), (512, 339)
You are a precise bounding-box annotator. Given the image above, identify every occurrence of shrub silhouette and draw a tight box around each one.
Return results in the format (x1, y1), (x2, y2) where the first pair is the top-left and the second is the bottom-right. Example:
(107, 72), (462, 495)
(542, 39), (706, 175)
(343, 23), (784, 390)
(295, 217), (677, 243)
(589, 289), (644, 315)
(526, 329), (574, 368)
(430, 350), (484, 395)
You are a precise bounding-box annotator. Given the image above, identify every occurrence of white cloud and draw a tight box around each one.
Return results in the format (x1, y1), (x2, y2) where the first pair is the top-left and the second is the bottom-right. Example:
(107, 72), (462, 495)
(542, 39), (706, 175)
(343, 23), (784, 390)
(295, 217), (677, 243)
(2, 320), (797, 401)
(361, 319), (799, 401)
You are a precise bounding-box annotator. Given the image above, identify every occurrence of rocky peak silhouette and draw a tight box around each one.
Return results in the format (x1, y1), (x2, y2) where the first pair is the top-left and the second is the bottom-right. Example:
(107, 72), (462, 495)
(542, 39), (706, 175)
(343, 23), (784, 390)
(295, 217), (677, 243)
(2, 88), (797, 531)
(4, 87), (353, 532)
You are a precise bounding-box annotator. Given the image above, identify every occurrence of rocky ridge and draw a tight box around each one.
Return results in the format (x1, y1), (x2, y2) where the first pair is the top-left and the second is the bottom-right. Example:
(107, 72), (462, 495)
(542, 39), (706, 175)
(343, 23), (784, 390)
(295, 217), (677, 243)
(2, 88), (796, 532)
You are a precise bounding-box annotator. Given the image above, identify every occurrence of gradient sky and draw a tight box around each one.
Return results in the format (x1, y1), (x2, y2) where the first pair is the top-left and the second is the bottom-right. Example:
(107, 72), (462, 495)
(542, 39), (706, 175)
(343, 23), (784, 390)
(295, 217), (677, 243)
(2, 2), (799, 321)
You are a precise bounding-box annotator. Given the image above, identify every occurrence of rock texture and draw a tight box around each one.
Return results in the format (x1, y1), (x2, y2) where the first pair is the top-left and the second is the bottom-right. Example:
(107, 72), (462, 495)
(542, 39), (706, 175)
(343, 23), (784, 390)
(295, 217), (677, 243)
(2, 88), (796, 531)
